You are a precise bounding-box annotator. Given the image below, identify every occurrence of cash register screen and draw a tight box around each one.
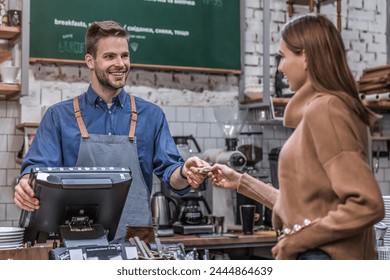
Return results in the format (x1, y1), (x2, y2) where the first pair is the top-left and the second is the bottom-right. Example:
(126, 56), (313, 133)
(19, 167), (132, 244)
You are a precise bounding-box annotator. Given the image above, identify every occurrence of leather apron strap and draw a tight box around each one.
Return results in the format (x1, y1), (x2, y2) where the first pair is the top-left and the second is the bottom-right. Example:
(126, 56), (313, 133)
(73, 97), (89, 139)
(129, 94), (137, 142)
(73, 95), (137, 141)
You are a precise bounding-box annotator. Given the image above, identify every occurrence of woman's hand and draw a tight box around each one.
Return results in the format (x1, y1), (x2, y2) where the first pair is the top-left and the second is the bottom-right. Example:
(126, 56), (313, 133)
(271, 236), (298, 260)
(208, 163), (242, 190)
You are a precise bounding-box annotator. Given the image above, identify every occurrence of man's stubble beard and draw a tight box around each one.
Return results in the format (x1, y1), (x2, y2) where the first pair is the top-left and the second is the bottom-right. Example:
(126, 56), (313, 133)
(95, 66), (129, 91)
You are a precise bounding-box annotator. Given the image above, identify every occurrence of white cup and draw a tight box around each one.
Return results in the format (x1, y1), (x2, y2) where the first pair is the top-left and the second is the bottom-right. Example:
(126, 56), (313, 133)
(0, 66), (20, 83)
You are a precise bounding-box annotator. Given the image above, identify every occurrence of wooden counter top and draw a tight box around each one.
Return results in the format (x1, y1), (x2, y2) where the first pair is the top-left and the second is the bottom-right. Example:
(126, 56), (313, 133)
(0, 244), (53, 260)
(160, 231), (277, 250)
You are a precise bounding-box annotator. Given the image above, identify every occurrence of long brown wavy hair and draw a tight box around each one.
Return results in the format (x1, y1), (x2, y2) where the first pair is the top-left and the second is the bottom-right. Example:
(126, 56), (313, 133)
(281, 14), (371, 125)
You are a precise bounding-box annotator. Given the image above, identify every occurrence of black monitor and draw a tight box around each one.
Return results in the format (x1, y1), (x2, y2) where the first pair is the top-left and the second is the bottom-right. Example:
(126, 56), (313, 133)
(19, 167), (132, 246)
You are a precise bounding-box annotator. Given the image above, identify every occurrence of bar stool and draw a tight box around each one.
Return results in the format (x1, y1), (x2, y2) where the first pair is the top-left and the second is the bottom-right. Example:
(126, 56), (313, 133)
(287, 0), (342, 32)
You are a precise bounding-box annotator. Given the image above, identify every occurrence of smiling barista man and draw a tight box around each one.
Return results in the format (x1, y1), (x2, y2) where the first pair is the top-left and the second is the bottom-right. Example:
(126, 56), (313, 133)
(13, 20), (209, 241)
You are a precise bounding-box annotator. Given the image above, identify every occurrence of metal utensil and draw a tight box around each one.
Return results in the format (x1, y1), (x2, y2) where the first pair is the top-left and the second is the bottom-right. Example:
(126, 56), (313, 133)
(203, 249), (210, 260)
(155, 237), (163, 257)
(133, 236), (149, 259)
(141, 240), (155, 259)
(128, 237), (141, 255)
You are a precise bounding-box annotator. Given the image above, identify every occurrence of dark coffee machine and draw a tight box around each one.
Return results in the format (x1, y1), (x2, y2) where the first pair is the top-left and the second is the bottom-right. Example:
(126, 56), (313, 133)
(178, 194), (212, 225)
(173, 191), (214, 235)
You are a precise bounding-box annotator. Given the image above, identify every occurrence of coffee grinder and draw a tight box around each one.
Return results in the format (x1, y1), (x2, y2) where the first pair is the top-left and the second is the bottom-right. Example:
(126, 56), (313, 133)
(238, 131), (263, 174)
(201, 105), (248, 171)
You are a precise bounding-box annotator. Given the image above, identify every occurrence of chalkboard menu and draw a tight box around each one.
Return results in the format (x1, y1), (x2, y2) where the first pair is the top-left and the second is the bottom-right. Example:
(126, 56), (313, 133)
(30, 0), (241, 73)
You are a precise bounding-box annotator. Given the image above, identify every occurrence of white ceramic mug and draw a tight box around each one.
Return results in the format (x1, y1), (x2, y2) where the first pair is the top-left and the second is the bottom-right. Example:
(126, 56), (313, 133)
(0, 66), (19, 83)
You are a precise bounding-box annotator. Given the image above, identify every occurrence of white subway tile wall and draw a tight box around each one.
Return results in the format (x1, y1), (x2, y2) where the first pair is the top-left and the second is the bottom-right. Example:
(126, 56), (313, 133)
(0, 100), (21, 227)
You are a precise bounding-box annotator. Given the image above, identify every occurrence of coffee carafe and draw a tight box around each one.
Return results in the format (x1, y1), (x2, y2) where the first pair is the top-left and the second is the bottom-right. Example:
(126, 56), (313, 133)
(178, 193), (212, 225)
(173, 135), (202, 160)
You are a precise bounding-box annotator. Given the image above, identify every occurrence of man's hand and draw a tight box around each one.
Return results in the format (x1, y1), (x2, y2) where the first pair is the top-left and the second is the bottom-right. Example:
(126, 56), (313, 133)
(14, 175), (40, 211)
(182, 156), (211, 189)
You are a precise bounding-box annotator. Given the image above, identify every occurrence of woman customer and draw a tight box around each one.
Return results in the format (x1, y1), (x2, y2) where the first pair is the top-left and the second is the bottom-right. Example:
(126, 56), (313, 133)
(207, 14), (385, 260)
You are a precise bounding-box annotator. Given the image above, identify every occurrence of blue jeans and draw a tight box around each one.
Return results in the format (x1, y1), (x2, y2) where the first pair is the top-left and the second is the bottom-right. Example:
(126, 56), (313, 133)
(296, 249), (332, 260)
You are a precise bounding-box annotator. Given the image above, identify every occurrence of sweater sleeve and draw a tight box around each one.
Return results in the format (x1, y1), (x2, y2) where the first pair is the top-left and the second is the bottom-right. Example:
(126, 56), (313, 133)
(237, 173), (279, 210)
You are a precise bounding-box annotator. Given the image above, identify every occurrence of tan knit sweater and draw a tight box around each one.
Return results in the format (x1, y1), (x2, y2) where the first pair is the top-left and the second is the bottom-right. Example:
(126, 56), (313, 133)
(238, 84), (384, 259)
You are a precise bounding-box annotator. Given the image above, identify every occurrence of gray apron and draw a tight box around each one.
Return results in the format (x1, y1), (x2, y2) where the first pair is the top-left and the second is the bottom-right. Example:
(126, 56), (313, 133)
(73, 95), (151, 241)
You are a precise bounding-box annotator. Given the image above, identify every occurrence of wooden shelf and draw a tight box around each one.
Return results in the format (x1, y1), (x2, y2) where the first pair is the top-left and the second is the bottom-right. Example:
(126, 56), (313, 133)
(16, 122), (40, 131)
(272, 97), (290, 106)
(0, 83), (21, 100)
(287, 0), (342, 32)
(372, 135), (390, 141)
(287, 0), (336, 5)
(0, 25), (22, 100)
(0, 25), (21, 40)
(363, 100), (390, 111)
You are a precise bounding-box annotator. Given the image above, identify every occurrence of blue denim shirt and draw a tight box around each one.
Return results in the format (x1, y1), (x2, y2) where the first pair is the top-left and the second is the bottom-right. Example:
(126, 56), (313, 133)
(21, 85), (190, 195)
